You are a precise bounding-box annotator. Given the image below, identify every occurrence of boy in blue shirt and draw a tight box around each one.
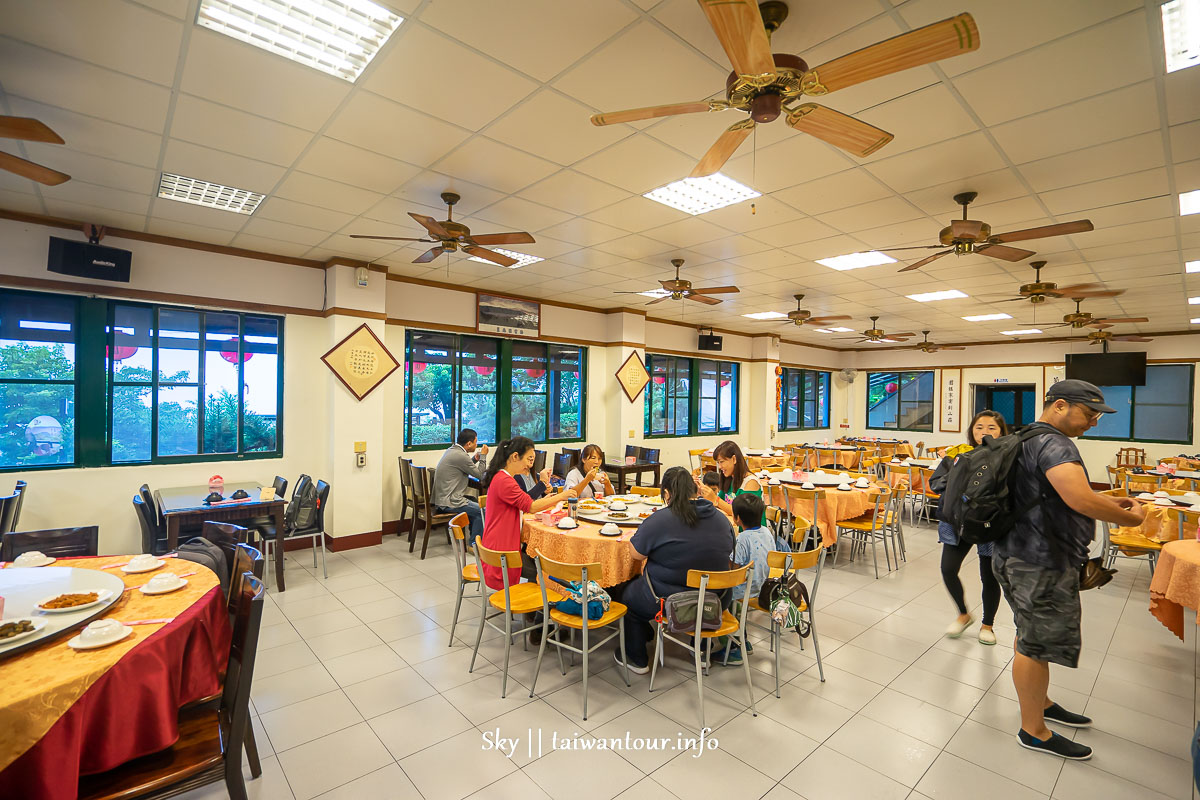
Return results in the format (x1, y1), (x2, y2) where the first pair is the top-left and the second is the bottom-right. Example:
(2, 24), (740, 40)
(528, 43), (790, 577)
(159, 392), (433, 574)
(713, 493), (779, 666)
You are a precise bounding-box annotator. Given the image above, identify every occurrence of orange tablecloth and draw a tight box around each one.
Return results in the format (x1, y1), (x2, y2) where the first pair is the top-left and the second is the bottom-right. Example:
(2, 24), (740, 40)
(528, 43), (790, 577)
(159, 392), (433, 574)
(1161, 458), (1200, 470)
(702, 451), (787, 471)
(800, 449), (862, 470)
(765, 484), (880, 546)
(1114, 503), (1200, 544)
(1149, 540), (1200, 640)
(522, 516), (643, 587)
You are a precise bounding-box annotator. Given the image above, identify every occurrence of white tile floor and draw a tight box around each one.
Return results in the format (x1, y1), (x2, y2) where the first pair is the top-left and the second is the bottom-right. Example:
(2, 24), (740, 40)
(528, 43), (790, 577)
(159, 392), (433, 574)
(179, 522), (1198, 800)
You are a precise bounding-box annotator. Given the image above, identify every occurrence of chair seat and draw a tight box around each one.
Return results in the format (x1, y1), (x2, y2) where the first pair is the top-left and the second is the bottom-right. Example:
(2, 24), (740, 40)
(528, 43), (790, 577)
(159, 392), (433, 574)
(838, 515), (886, 531)
(549, 601), (628, 629)
(698, 609), (741, 638)
(1108, 533), (1163, 553)
(488, 583), (545, 614)
(77, 707), (223, 800)
(419, 511), (457, 525)
(461, 564), (479, 582)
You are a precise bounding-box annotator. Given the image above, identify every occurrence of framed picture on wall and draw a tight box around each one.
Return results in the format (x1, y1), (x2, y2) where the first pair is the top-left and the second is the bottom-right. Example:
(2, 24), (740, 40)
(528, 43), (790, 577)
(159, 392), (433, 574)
(939, 368), (962, 432)
(477, 293), (540, 338)
(1043, 364), (1065, 393)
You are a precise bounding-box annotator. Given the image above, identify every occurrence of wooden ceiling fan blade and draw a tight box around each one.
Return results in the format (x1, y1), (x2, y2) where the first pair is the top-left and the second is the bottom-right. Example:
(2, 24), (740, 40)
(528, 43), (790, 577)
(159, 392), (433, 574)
(0, 151), (70, 185)
(1064, 289), (1124, 299)
(951, 220), (984, 238)
(349, 235), (429, 241)
(412, 246), (446, 264)
(1093, 316), (1149, 324)
(879, 244), (946, 251)
(590, 101), (716, 127)
(469, 231), (535, 245)
(697, 0), (776, 76)
(942, 346), (967, 350)
(988, 219), (1094, 244)
(464, 245), (517, 267)
(0, 116), (65, 144)
(1114, 336), (1153, 342)
(1044, 283), (1101, 296)
(975, 243), (1035, 262)
(897, 249), (952, 272)
(808, 315), (852, 323)
(691, 121), (753, 178)
(408, 212), (452, 239)
(786, 104), (893, 157)
(646, 296), (671, 305)
(801, 13), (979, 97)
(692, 285), (740, 294)
(889, 333), (916, 339)
(685, 292), (722, 305)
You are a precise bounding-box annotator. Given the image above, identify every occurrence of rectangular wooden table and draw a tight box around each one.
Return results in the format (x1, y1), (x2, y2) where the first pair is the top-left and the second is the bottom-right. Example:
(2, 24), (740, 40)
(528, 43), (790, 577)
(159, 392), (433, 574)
(601, 461), (661, 494)
(155, 482), (288, 591)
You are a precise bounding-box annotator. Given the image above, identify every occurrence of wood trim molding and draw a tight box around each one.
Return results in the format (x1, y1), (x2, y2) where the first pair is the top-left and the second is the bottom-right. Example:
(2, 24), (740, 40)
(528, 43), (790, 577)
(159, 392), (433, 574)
(324, 257), (388, 273)
(844, 329), (1200, 352)
(323, 307), (387, 320)
(282, 529), (383, 552)
(386, 317), (477, 334)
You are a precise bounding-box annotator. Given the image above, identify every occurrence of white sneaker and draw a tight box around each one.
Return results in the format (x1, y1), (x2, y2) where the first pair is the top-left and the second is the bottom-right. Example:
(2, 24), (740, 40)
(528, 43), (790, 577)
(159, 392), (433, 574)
(945, 616), (973, 639)
(978, 627), (997, 645)
(614, 650), (649, 675)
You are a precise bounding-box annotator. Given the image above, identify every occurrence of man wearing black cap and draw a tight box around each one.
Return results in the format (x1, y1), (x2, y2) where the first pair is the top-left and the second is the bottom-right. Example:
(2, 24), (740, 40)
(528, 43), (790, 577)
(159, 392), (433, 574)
(994, 379), (1146, 761)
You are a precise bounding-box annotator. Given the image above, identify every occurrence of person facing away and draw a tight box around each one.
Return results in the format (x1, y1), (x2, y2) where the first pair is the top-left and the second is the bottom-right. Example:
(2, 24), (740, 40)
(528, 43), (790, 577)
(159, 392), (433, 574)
(994, 379), (1145, 762)
(432, 429), (488, 542)
(564, 444), (615, 499)
(938, 410), (1008, 646)
(711, 492), (781, 666)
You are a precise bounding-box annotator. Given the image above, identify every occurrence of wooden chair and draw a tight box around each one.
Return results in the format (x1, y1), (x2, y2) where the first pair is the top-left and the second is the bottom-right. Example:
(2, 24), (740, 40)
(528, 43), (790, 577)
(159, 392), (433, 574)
(883, 464), (920, 526)
(561, 447), (581, 472)
(630, 486), (660, 497)
(201, 521), (258, 599)
(914, 441), (925, 458)
(244, 476), (288, 532)
(532, 450), (547, 479)
(552, 453), (574, 480)
(746, 545), (827, 697)
(0, 492), (18, 535)
(133, 496), (169, 557)
(78, 575), (265, 800)
(528, 552), (630, 720)
(836, 489), (894, 578)
(1116, 447), (1147, 469)
(397, 458), (416, 536)
(469, 543), (545, 697)
(447, 513), (480, 647)
(688, 448), (708, 471)
(1, 525), (98, 561)
(648, 564), (756, 729)
(636, 447), (661, 487)
(410, 466), (453, 560)
(1105, 465), (1125, 490)
(624, 444), (640, 460)
(11, 480), (26, 532)
(1124, 471), (1163, 495)
(782, 485), (825, 550)
(259, 478), (330, 578)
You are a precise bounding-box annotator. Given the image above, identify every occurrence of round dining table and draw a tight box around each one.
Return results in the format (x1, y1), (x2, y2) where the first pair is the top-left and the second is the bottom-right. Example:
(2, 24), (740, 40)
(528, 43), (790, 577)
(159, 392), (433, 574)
(1149, 540), (1200, 640)
(0, 556), (230, 800)
(765, 477), (885, 546)
(701, 449), (788, 471)
(522, 514), (646, 587)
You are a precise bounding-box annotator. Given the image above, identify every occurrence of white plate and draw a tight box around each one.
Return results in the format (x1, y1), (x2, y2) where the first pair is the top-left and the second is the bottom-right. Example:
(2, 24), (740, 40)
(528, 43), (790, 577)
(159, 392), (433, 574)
(36, 588), (114, 614)
(67, 625), (133, 651)
(121, 559), (165, 574)
(598, 529), (623, 537)
(140, 577), (188, 596)
(12, 555), (56, 568)
(0, 618), (47, 645)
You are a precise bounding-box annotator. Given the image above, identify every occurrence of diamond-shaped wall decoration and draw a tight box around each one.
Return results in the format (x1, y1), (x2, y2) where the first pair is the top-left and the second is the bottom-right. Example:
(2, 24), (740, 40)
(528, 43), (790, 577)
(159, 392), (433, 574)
(321, 323), (399, 401)
(614, 350), (649, 403)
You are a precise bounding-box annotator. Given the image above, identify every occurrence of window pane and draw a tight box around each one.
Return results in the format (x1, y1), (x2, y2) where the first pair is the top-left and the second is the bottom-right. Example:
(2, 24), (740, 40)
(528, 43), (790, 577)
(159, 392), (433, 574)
(868, 372), (898, 428)
(698, 360), (717, 432)
(0, 293), (76, 380)
(549, 346), (582, 440)
(511, 393), (546, 440)
(461, 337), (498, 392)
(111, 305), (152, 379)
(158, 308), (200, 383)
(699, 398), (716, 431)
(157, 385), (198, 456)
(242, 316), (279, 453)
(112, 385), (151, 463)
(407, 332), (456, 446)
(818, 373), (829, 427)
(203, 313), (240, 454)
(1131, 365), (1191, 442)
(511, 342), (547, 393)
(719, 364), (736, 431)
(461, 393), (497, 444)
(1134, 402), (1190, 442)
(0, 382), (74, 467)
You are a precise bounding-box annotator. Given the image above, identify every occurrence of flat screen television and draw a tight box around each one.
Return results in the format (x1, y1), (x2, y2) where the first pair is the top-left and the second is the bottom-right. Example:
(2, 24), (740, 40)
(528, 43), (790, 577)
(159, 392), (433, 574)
(1064, 352), (1146, 386)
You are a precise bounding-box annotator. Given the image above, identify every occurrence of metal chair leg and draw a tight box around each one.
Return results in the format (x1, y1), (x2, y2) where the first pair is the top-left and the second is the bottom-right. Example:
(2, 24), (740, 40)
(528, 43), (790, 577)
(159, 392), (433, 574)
(449, 581), (465, 647)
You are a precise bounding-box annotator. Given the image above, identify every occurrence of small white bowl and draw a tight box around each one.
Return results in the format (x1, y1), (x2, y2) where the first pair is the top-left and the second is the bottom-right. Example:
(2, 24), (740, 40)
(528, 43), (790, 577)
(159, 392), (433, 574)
(1155, 497), (1175, 506)
(768, 477), (781, 485)
(122, 554), (165, 574)
(140, 574), (187, 595)
(1154, 490), (1170, 498)
(599, 522), (621, 536)
(79, 619), (126, 646)
(556, 517), (578, 530)
(855, 479), (871, 488)
(13, 551), (54, 568)
(813, 470), (826, 478)
(801, 482), (816, 490)
(608, 501), (627, 511)
(838, 472), (851, 480)
(837, 483), (853, 491)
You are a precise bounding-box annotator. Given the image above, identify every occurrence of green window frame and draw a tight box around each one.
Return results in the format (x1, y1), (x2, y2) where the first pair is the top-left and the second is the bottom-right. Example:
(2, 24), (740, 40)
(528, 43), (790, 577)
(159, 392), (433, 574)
(866, 370), (935, 433)
(644, 354), (739, 438)
(0, 288), (284, 473)
(403, 330), (586, 450)
(780, 368), (831, 431)
(1081, 364), (1194, 445)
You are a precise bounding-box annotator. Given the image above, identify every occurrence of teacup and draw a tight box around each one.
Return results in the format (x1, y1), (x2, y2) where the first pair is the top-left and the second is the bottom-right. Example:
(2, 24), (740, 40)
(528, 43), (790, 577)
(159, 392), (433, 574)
(128, 553), (159, 570)
(13, 550), (48, 566)
(838, 472), (851, 480)
(1154, 490), (1170, 498)
(855, 478), (870, 488)
(556, 517), (578, 530)
(801, 482), (816, 490)
(145, 573), (183, 592)
(79, 619), (125, 645)
(1137, 492), (1155, 499)
(1155, 497), (1175, 507)
(608, 501), (627, 511)
(600, 523), (620, 535)
(837, 482), (853, 491)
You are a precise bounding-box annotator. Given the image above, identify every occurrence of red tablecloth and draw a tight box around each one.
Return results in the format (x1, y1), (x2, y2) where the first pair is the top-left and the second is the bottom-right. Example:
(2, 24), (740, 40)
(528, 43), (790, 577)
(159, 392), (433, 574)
(0, 571), (230, 800)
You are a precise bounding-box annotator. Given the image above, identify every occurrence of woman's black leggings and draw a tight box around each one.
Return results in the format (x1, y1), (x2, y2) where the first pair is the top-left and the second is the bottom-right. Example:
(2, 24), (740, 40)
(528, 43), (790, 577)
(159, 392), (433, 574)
(940, 541), (1001, 626)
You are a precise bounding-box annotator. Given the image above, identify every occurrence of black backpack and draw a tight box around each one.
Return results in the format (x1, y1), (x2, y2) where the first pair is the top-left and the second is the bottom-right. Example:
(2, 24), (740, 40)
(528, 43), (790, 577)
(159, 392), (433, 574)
(176, 537), (229, 596)
(941, 426), (1058, 545)
(286, 476), (319, 531)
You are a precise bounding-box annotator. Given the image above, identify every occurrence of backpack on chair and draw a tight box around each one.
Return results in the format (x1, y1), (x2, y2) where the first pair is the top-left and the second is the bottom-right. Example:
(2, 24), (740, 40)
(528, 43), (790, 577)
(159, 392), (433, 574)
(286, 476), (319, 531)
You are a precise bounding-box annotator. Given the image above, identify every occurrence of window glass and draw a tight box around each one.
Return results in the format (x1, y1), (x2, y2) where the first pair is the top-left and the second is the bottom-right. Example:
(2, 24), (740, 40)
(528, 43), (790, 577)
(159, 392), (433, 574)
(242, 316), (279, 453)
(1083, 364), (1193, 444)
(511, 340), (547, 441)
(459, 336), (498, 445)
(779, 368), (831, 431)
(867, 371), (934, 431)
(406, 331), (456, 447)
(646, 355), (737, 437)
(548, 345), (583, 440)
(203, 312), (240, 454)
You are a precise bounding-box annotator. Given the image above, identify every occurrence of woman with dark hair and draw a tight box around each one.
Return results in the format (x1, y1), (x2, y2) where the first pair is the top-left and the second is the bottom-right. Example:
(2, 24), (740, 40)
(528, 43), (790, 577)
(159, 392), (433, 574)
(696, 440), (762, 519)
(937, 410), (1008, 644)
(480, 437), (576, 591)
(615, 466), (736, 673)
(565, 444), (614, 499)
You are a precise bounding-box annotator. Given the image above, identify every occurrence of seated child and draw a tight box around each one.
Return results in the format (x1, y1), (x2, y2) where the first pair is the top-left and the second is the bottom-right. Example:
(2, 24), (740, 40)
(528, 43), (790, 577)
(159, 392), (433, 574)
(713, 493), (777, 666)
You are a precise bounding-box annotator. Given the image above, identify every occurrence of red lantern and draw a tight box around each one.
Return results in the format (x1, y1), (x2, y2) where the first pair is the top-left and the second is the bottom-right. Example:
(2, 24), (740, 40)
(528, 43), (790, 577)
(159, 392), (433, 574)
(653, 376), (666, 385)
(525, 368), (546, 379)
(885, 382), (898, 393)
(220, 351), (252, 364)
(720, 378), (730, 388)
(411, 362), (426, 374)
(107, 345), (137, 361)
(474, 365), (494, 376)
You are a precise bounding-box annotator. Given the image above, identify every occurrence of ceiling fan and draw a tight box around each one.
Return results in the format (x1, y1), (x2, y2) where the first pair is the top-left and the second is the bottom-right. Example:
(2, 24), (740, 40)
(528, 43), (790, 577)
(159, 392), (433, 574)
(0, 115), (71, 185)
(1019, 297), (1145, 330)
(837, 316), (914, 344)
(901, 331), (965, 352)
(350, 191), (535, 267)
(757, 294), (851, 327)
(980, 261), (1123, 305)
(1082, 324), (1153, 345)
(884, 193), (1094, 272)
(590, 2), (980, 176)
(614, 258), (740, 305)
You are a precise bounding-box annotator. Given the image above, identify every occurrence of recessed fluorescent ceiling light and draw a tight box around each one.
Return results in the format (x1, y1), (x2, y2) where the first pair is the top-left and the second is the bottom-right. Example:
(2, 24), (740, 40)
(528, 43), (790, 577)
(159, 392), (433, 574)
(825, 326), (854, 332)
(158, 173), (264, 214)
(1163, 0), (1200, 73)
(962, 313), (1012, 322)
(1190, 296), (1200, 304)
(1187, 260), (1199, 273)
(907, 289), (968, 302)
(815, 251), (896, 271)
(1182, 189), (1200, 216)
(468, 248), (544, 269)
(196, 0), (403, 82)
(1001, 329), (1042, 335)
(1193, 317), (1200, 323)
(643, 173), (760, 216)
(742, 311), (789, 320)
(19, 320), (71, 331)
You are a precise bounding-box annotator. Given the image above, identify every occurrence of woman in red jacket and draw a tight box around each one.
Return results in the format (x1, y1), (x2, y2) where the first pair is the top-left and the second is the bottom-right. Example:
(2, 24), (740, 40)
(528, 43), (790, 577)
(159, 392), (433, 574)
(480, 437), (577, 591)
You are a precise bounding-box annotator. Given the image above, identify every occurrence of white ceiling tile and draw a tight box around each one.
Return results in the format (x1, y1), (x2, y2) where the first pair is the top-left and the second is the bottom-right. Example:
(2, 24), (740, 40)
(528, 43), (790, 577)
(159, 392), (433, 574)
(773, 169), (892, 217)
(746, 217), (841, 248)
(42, 179), (150, 217)
(310, 234), (403, 261)
(855, 84), (979, 161)
(557, 249), (626, 269)
(143, 219), (237, 245)
(522, 171), (630, 216)
(254, 197), (354, 232)
(584, 195), (689, 233)
(161, 139), (285, 195)
(40, 199), (147, 231)
(128, 0), (188, 17)
(593, 234), (670, 260)
(229, 232), (318, 258)
(723, 133), (853, 195)
(1018, 132), (1166, 193)
(645, 110), (792, 163)
(170, 94), (313, 167)
(514, 236), (578, 260)
(239, 217), (328, 246)
(1164, 64), (1200, 126)
(5, 97), (163, 170)
(420, 0), (638, 83)
(701, 196), (802, 233)
(473, 196), (573, 233)
(149, 193), (252, 232)
(433, 137), (558, 194)
(0, 39), (171, 132)
(392, 172), (505, 217)
(17, 146), (157, 196)
(903, 169), (1030, 218)
(1039, 168), (1169, 216)
(817, 196), (924, 233)
(1082, 196), (1176, 230)
(538, 217), (628, 247)
(866, 132), (1006, 193)
(180, 28), (350, 131)
(362, 25), (537, 131)
(0, 188), (44, 213)
(644, 216), (730, 249)
(691, 235), (773, 260)
(726, 249), (796, 271)
(484, 89), (629, 167)
(325, 92), (469, 167)
(294, 138), (421, 196)
(574, 135), (696, 195)
(273, 173), (384, 216)
(1170, 121), (1200, 164)
(784, 235), (873, 261)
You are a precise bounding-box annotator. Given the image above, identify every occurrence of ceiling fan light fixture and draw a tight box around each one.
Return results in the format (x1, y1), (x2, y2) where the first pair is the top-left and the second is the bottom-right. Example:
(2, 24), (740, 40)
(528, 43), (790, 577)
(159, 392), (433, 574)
(962, 313), (1011, 322)
(816, 251), (896, 271)
(1181, 189), (1200, 216)
(742, 311), (789, 319)
(1163, 0), (1200, 73)
(907, 289), (968, 302)
(157, 172), (264, 214)
(1000, 328), (1042, 336)
(643, 173), (760, 216)
(467, 248), (543, 269)
(196, 0), (403, 83)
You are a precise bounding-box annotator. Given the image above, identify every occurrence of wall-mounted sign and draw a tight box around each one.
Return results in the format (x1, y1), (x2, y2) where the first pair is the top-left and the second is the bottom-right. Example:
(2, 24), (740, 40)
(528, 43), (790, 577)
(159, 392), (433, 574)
(321, 323), (400, 401)
(1043, 364), (1065, 393)
(940, 368), (962, 433)
(614, 350), (649, 403)
(477, 293), (540, 338)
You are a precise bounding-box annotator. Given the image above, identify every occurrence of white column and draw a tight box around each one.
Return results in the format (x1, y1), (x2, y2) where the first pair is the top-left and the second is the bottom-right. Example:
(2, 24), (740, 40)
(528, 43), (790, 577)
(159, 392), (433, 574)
(745, 334), (780, 450)
(602, 312), (647, 459)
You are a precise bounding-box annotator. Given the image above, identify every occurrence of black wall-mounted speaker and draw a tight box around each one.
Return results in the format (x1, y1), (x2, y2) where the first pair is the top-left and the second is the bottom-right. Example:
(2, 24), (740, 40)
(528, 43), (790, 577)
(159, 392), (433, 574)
(47, 236), (132, 283)
(698, 333), (723, 352)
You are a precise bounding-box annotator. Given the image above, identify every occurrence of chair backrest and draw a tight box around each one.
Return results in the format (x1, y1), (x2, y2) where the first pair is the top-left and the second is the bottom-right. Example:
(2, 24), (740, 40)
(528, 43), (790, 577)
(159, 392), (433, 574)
(789, 516), (812, 543)
(552, 453), (573, 480)
(398, 457), (413, 493)
(410, 465), (429, 505)
(138, 483), (161, 525)
(1169, 508), (1200, 541)
(0, 492), (18, 534)
(1105, 465), (1124, 489)
(11, 480), (26, 531)
(1124, 472), (1161, 493)
(1, 525), (99, 561)
(284, 474), (316, 529)
(532, 450), (547, 476)
(473, 541), (522, 600)
(448, 512), (471, 575)
(479, 494), (487, 512)
(630, 486), (660, 497)
(561, 447), (581, 471)
(229, 543), (263, 608)
(1116, 447), (1147, 468)
(783, 486), (825, 503)
(640, 447), (660, 464)
(132, 496), (167, 556)
(313, 480), (331, 531)
(532, 549), (603, 584)
(202, 521), (253, 584)
(624, 444), (639, 458)
(222, 575), (266, 775)
(271, 475), (288, 501)
(687, 563), (750, 590)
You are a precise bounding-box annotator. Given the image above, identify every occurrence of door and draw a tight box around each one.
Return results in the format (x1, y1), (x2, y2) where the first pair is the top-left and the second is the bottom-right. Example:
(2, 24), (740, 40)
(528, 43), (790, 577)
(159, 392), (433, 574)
(973, 384), (1037, 428)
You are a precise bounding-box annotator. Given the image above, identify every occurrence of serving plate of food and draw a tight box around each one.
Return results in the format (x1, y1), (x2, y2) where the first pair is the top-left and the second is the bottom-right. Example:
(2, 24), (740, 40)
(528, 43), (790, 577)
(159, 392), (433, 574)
(0, 618), (46, 644)
(37, 589), (115, 614)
